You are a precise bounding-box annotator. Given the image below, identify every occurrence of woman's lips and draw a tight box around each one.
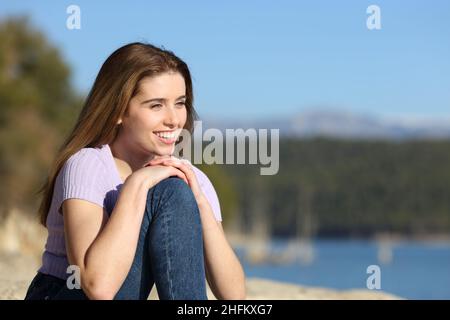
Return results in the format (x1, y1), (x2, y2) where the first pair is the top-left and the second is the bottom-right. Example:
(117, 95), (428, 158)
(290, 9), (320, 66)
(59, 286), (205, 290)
(153, 130), (178, 145)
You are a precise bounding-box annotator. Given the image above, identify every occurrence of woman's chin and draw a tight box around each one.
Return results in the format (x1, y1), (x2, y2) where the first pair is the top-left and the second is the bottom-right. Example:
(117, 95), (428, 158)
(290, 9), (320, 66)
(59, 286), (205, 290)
(154, 146), (175, 157)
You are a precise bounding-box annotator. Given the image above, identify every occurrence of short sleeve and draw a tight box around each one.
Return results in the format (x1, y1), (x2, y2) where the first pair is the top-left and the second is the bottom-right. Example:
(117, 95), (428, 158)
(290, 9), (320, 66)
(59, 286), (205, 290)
(56, 149), (107, 214)
(192, 166), (223, 222)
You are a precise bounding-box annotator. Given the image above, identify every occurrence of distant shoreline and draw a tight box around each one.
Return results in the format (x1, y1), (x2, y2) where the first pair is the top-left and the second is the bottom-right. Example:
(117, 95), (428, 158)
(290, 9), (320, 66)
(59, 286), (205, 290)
(226, 231), (450, 247)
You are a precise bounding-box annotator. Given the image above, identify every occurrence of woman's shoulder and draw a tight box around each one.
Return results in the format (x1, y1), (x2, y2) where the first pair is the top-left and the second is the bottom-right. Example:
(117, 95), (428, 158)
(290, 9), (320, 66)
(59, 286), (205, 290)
(189, 164), (223, 222)
(190, 164), (217, 192)
(55, 146), (111, 212)
(64, 145), (110, 169)
(190, 164), (209, 185)
(67, 145), (106, 164)
(60, 145), (109, 181)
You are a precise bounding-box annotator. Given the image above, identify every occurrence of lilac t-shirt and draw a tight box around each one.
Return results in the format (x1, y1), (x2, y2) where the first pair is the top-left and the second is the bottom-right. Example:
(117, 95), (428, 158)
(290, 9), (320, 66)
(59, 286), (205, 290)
(38, 144), (222, 280)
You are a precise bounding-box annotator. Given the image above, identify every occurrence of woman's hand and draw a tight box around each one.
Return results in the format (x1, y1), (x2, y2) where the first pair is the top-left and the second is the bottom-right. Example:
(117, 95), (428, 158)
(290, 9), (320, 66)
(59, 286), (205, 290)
(146, 156), (206, 203)
(132, 161), (188, 189)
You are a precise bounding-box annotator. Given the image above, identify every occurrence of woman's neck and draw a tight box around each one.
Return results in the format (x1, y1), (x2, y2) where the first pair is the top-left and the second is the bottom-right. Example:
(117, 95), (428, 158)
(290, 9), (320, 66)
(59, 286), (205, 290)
(109, 138), (156, 176)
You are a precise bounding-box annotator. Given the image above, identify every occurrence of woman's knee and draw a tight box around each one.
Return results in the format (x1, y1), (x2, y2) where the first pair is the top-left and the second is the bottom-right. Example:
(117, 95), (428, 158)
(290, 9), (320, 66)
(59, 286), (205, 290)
(160, 176), (194, 196)
(146, 177), (200, 221)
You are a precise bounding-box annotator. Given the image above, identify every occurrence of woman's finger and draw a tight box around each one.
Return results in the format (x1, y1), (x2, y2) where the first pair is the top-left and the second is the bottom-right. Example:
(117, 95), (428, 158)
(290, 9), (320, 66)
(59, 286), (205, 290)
(157, 160), (205, 200)
(168, 167), (188, 184)
(161, 160), (199, 191)
(162, 160), (195, 180)
(146, 155), (172, 167)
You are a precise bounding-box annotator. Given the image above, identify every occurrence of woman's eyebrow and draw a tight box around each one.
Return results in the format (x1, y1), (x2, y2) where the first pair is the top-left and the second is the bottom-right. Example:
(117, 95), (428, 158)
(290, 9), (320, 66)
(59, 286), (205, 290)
(141, 95), (186, 104)
(141, 98), (164, 104)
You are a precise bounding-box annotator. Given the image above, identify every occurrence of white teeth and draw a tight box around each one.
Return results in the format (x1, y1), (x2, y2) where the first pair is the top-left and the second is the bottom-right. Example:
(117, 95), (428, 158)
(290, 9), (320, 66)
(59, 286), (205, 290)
(155, 131), (177, 140)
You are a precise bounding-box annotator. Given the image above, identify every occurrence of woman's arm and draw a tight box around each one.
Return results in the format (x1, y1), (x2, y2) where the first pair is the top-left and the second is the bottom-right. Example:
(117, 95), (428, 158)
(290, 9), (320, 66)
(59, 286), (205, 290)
(63, 165), (188, 300)
(197, 198), (246, 300)
(63, 174), (150, 299)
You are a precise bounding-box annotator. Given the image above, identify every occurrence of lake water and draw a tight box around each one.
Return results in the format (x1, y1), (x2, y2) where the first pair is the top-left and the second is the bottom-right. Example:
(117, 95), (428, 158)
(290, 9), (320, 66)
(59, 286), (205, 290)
(235, 239), (450, 300)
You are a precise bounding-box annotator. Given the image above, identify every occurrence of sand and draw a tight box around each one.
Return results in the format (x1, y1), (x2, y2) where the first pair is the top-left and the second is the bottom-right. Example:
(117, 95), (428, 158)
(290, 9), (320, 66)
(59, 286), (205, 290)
(0, 211), (400, 300)
(0, 252), (400, 300)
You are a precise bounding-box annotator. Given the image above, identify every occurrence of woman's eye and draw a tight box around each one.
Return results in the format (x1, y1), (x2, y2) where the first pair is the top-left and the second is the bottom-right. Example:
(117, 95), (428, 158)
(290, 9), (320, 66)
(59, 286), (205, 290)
(176, 102), (186, 108)
(150, 104), (163, 109)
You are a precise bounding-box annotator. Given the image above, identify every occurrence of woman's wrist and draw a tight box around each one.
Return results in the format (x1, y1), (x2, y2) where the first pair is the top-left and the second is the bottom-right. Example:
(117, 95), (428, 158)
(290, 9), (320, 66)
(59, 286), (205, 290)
(126, 171), (154, 190)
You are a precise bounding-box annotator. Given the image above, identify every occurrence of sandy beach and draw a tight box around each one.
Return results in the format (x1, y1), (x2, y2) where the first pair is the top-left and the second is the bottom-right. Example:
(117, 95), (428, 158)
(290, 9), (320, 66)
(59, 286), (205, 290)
(0, 252), (400, 300)
(0, 211), (400, 300)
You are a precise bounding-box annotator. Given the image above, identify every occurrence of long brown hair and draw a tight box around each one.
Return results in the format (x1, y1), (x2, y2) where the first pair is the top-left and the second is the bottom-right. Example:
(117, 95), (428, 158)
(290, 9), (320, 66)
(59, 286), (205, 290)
(37, 42), (198, 227)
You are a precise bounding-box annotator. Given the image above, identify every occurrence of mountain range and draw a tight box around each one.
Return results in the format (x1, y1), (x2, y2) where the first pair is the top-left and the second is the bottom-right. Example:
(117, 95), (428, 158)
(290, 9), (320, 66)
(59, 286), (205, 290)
(202, 110), (450, 140)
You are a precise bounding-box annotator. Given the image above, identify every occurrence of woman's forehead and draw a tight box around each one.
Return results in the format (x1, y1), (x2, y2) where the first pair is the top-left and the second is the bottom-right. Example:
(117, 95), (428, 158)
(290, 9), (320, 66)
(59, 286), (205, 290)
(137, 72), (185, 97)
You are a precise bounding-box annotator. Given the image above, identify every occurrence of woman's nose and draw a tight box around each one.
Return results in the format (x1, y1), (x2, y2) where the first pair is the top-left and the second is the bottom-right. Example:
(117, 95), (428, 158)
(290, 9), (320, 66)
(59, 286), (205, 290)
(164, 105), (180, 127)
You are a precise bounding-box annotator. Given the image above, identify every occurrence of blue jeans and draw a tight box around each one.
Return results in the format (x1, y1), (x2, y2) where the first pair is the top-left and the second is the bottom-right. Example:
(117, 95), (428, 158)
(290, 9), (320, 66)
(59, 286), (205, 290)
(24, 177), (208, 300)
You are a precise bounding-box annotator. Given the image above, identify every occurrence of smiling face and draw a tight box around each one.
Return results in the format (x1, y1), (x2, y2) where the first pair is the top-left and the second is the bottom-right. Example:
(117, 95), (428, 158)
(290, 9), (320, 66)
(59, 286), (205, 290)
(117, 71), (188, 157)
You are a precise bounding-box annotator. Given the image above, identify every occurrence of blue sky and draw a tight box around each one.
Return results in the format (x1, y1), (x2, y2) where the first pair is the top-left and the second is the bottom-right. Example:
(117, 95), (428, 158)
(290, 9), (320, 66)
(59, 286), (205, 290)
(1, 0), (449, 120)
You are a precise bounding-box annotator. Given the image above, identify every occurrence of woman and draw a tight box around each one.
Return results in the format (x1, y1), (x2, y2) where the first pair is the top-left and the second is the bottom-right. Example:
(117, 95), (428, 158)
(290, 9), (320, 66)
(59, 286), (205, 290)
(24, 42), (246, 300)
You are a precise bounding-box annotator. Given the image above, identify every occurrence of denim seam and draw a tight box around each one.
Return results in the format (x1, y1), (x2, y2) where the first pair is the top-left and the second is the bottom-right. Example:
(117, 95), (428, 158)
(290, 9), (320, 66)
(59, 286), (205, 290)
(163, 210), (173, 299)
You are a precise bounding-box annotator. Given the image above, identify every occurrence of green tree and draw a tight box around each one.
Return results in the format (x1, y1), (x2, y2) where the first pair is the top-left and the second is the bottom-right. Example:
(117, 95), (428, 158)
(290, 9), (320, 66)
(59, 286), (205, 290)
(0, 16), (82, 218)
